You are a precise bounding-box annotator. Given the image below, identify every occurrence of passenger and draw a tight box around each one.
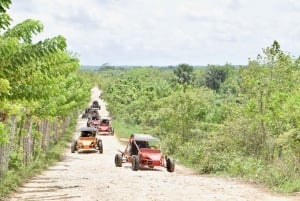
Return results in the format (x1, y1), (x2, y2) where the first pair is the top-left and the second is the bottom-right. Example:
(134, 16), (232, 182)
(137, 141), (149, 148)
(127, 134), (137, 155)
(81, 132), (88, 137)
(130, 141), (138, 155)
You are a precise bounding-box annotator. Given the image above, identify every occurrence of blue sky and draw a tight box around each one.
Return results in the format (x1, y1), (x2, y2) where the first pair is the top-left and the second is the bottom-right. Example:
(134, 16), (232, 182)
(7, 0), (300, 66)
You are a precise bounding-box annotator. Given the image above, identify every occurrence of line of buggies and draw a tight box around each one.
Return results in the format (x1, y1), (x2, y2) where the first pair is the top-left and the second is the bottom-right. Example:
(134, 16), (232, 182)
(81, 100), (101, 118)
(71, 101), (175, 173)
(71, 129), (175, 173)
(87, 116), (114, 136)
(82, 100), (114, 136)
(71, 100), (112, 154)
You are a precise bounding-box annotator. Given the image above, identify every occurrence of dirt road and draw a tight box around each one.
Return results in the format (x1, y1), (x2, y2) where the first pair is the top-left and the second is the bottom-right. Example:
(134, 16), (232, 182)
(5, 87), (299, 201)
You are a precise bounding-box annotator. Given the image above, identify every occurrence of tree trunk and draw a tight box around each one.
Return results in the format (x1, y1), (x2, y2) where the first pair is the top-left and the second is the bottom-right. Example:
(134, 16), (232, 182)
(0, 115), (17, 177)
(23, 116), (33, 165)
(41, 119), (49, 152)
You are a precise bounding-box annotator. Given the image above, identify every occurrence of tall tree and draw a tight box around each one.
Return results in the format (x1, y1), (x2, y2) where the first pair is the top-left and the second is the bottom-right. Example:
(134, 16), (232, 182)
(205, 65), (228, 92)
(173, 64), (194, 85)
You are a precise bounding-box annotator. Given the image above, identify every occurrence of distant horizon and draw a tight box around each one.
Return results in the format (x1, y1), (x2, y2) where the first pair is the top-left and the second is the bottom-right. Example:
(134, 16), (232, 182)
(80, 63), (245, 68)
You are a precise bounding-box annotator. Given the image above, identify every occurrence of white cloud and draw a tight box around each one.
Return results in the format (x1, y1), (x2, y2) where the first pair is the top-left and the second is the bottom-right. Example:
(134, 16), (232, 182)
(6, 0), (300, 66)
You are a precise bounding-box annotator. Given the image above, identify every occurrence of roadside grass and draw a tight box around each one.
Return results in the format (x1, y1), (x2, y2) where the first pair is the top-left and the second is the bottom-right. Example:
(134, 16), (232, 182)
(112, 119), (143, 142)
(163, 139), (300, 194)
(0, 115), (77, 198)
(124, 132), (299, 195)
(275, 179), (300, 193)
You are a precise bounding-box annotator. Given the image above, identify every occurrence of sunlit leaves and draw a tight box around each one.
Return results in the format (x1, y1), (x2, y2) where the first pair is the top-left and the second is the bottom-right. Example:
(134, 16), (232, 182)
(0, 122), (8, 145)
(0, 13), (11, 30)
(0, 78), (10, 95)
(0, 0), (11, 30)
(98, 68), (174, 125)
(3, 19), (43, 43)
(0, 4), (82, 118)
(0, 0), (11, 13)
(0, 36), (20, 67)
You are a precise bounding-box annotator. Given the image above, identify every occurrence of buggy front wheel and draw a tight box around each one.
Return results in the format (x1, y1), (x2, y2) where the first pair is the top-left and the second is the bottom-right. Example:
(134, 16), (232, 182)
(98, 140), (103, 154)
(166, 158), (175, 172)
(114, 154), (123, 167)
(71, 140), (77, 153)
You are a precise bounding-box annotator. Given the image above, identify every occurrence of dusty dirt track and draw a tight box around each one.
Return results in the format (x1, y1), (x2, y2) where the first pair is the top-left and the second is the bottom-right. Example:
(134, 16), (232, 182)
(5, 87), (300, 201)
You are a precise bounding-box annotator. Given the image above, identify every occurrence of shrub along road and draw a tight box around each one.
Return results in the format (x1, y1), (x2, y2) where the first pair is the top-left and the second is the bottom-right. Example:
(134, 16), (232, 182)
(5, 87), (299, 201)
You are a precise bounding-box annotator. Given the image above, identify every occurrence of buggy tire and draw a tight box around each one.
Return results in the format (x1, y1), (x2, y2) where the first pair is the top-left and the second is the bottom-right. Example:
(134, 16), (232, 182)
(132, 155), (139, 171)
(111, 128), (114, 136)
(71, 140), (77, 153)
(114, 154), (123, 167)
(98, 140), (103, 154)
(166, 158), (175, 172)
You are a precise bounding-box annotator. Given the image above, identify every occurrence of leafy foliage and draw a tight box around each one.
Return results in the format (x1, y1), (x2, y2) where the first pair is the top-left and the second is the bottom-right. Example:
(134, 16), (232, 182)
(0, 0), (11, 30)
(173, 63), (195, 85)
(0, 0), (11, 13)
(0, 1), (93, 197)
(205, 64), (229, 92)
(96, 42), (300, 192)
(0, 122), (8, 144)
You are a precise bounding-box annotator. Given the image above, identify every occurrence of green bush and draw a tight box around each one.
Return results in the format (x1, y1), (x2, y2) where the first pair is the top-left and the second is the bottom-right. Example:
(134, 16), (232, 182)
(8, 149), (23, 170)
(112, 119), (144, 140)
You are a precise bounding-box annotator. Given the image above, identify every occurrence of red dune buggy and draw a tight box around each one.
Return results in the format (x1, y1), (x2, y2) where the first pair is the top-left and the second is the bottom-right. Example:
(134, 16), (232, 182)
(88, 116), (101, 128)
(97, 116), (114, 135)
(86, 109), (100, 127)
(71, 127), (103, 154)
(114, 134), (175, 172)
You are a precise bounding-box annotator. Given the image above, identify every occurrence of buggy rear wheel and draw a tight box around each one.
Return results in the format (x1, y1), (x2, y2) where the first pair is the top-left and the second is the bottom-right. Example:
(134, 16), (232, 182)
(166, 158), (175, 172)
(98, 140), (103, 154)
(71, 140), (77, 153)
(114, 154), (123, 167)
(132, 155), (139, 171)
